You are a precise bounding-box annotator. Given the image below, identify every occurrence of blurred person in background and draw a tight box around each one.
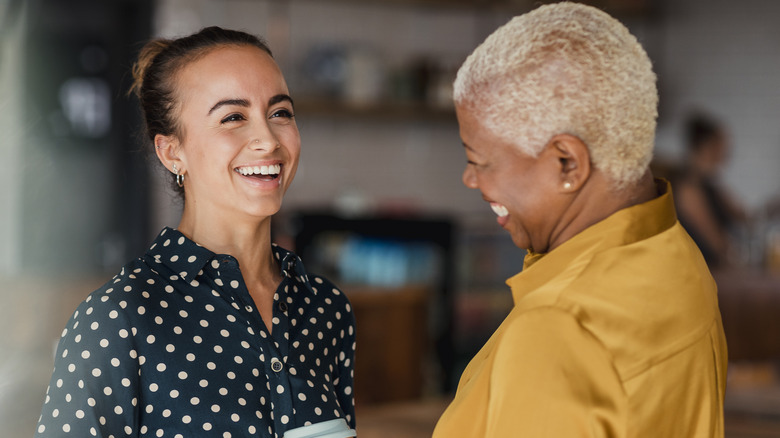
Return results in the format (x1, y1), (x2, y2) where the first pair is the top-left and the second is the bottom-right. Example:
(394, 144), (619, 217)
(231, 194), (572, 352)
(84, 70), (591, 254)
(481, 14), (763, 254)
(434, 3), (727, 437)
(34, 26), (355, 438)
(674, 111), (747, 268)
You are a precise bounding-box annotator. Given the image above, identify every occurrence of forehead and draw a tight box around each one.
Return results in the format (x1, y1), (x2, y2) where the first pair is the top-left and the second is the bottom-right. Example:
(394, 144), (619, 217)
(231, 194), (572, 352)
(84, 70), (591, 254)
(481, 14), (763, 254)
(456, 102), (503, 153)
(176, 45), (287, 106)
(455, 100), (536, 165)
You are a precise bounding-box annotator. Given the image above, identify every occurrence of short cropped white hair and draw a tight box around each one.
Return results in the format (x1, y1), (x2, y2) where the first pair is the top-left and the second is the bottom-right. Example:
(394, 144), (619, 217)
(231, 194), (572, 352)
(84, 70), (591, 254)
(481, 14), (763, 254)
(453, 2), (658, 188)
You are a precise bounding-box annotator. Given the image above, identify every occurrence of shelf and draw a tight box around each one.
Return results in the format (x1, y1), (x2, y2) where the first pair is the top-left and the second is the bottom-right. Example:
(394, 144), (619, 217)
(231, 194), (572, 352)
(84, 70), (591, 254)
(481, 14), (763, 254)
(294, 98), (457, 123)
(295, 0), (657, 17)
(301, 0), (529, 12)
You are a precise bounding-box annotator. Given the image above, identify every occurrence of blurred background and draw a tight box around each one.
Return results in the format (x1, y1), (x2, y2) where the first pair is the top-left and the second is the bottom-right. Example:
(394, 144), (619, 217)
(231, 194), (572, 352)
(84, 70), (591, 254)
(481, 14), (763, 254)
(2, 0), (780, 436)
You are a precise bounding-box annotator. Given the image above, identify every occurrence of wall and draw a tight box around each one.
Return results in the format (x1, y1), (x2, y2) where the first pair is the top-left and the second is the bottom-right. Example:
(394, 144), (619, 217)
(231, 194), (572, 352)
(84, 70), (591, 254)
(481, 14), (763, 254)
(150, 0), (780, 223)
(0, 4), (24, 274)
(653, 0), (780, 211)
(150, 0), (514, 231)
(4, 0), (778, 275)
(1, 2), (153, 436)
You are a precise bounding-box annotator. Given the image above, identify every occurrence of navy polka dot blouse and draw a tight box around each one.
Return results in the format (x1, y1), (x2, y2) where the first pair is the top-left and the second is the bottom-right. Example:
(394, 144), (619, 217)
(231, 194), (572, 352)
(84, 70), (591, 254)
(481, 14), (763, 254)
(35, 227), (356, 437)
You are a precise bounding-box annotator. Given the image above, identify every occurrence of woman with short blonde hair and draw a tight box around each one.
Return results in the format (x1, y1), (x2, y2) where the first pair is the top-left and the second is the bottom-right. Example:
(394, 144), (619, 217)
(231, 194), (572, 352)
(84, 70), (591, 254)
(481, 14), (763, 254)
(435, 3), (727, 437)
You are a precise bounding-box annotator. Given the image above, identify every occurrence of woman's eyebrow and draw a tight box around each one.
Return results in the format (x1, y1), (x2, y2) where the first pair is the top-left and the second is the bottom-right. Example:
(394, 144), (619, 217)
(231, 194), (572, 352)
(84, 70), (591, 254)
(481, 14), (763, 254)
(207, 98), (250, 116)
(269, 94), (294, 108)
(207, 95), (293, 116)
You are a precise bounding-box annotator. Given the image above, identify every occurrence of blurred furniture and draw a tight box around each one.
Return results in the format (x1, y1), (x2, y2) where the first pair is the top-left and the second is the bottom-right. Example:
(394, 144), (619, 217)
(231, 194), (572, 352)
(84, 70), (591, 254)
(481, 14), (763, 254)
(290, 212), (456, 398)
(713, 268), (780, 361)
(349, 286), (429, 405)
(355, 398), (449, 438)
(713, 268), (780, 436)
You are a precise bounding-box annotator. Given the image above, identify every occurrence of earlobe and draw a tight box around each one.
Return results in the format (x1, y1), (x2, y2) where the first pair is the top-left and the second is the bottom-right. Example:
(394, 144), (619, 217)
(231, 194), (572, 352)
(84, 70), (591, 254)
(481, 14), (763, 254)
(549, 134), (591, 192)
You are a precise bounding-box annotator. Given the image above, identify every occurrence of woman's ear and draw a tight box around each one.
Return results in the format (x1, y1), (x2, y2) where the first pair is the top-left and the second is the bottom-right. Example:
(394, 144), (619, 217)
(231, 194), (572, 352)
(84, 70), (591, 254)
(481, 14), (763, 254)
(154, 134), (183, 175)
(548, 133), (591, 193)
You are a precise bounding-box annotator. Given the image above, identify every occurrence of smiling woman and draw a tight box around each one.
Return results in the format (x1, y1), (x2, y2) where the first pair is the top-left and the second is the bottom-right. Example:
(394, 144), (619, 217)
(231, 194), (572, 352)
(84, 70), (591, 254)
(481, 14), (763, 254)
(434, 3), (727, 438)
(153, 42), (300, 226)
(34, 27), (356, 438)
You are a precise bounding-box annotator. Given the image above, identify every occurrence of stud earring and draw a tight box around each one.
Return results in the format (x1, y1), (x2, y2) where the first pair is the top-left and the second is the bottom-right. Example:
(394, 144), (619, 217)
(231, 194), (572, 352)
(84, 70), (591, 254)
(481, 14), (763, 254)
(563, 181), (572, 190)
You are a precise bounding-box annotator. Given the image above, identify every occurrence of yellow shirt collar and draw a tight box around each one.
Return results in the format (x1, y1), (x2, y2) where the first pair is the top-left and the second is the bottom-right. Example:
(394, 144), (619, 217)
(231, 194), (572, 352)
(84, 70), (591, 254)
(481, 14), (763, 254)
(507, 179), (677, 303)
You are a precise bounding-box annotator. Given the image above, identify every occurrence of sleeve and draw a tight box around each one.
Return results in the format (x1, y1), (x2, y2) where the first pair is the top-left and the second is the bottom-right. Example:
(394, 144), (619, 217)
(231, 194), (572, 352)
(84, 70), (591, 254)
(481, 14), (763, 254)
(335, 294), (357, 429)
(486, 308), (627, 438)
(34, 293), (141, 437)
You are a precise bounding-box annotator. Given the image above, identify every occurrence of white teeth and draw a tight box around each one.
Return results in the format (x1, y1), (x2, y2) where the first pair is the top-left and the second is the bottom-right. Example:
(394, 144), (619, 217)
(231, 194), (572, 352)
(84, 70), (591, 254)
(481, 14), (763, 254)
(491, 203), (509, 217)
(237, 164), (281, 176)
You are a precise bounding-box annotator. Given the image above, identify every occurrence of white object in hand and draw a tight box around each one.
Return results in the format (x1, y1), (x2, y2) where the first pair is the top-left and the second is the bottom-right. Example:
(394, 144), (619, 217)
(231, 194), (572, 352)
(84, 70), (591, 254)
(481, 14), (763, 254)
(283, 418), (356, 438)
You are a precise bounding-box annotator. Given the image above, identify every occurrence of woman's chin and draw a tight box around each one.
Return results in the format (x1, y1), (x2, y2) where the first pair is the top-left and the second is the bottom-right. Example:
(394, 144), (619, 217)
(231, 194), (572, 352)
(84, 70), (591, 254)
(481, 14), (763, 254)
(508, 230), (532, 252)
(233, 201), (283, 221)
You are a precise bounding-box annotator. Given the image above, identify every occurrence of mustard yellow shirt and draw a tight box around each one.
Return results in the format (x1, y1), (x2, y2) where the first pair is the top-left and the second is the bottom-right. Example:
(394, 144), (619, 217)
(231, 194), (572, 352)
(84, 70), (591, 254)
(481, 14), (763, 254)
(434, 180), (727, 437)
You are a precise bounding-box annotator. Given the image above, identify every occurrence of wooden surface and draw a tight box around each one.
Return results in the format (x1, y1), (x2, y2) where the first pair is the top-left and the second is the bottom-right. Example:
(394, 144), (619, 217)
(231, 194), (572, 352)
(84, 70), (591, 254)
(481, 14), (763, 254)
(713, 268), (780, 361)
(349, 286), (430, 406)
(355, 398), (449, 438)
(724, 362), (780, 437)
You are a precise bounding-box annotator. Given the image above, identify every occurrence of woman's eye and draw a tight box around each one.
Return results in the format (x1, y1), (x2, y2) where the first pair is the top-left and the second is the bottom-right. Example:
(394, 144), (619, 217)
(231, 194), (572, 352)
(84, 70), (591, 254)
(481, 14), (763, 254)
(270, 108), (294, 119)
(220, 113), (246, 124)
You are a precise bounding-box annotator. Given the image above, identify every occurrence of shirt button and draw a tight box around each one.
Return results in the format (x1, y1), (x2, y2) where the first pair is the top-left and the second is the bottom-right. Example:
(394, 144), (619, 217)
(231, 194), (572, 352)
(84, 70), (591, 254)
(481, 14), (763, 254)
(278, 302), (288, 312)
(270, 358), (283, 373)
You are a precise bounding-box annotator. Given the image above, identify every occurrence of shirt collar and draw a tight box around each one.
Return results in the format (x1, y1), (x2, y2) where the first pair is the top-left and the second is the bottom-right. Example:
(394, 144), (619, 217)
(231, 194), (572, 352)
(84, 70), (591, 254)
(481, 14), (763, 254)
(272, 243), (310, 283)
(145, 227), (310, 286)
(145, 227), (214, 281)
(507, 178), (677, 303)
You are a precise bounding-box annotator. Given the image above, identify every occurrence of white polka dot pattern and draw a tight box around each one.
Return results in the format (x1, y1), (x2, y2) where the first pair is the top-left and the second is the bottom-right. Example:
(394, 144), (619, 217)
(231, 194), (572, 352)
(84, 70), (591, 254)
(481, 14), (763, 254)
(35, 227), (356, 438)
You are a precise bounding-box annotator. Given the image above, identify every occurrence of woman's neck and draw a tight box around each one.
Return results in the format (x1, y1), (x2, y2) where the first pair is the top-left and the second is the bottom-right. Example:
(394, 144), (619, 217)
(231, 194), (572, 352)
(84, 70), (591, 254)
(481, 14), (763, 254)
(176, 210), (279, 284)
(547, 171), (657, 253)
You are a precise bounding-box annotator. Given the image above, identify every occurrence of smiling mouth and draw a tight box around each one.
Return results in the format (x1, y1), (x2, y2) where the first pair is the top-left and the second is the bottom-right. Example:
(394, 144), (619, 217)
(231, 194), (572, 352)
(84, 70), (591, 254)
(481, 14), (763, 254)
(490, 203), (509, 217)
(235, 164), (281, 181)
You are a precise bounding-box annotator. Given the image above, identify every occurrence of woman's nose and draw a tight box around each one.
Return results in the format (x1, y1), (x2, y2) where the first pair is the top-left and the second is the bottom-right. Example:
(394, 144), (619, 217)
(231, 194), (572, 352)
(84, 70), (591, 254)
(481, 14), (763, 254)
(462, 165), (478, 189)
(249, 123), (280, 151)
(250, 137), (279, 151)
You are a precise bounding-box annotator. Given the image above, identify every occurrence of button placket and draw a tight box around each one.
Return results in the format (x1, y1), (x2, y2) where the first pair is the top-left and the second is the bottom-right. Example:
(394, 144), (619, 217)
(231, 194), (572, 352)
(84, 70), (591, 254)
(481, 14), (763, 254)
(214, 250), (296, 433)
(215, 258), (274, 347)
(266, 277), (294, 424)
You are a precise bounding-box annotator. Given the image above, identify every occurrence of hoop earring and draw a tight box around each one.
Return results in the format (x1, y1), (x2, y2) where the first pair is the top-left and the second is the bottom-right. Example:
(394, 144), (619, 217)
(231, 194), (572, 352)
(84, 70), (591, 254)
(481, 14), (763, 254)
(172, 164), (184, 188)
